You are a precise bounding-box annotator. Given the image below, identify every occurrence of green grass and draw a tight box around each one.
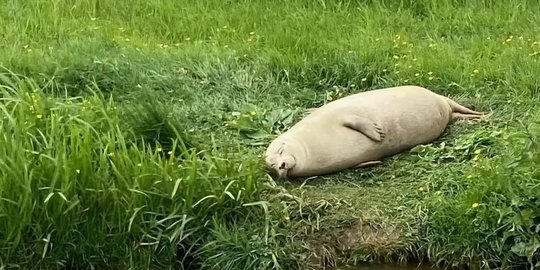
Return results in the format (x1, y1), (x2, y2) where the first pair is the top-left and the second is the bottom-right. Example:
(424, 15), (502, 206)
(0, 0), (540, 269)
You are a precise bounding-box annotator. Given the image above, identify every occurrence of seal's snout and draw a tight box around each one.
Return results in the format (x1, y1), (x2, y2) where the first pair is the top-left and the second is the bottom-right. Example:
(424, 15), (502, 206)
(276, 161), (289, 179)
(265, 153), (296, 179)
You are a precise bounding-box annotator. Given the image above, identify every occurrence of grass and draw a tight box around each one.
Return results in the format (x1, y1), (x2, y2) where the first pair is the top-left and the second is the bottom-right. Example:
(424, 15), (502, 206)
(0, 0), (539, 269)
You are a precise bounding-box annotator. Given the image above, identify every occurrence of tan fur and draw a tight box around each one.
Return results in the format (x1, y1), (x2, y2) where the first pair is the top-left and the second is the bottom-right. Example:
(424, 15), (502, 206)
(265, 85), (486, 179)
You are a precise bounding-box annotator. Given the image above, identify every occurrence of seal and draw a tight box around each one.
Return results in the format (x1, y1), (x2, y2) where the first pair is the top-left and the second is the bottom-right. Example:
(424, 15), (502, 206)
(264, 85), (486, 179)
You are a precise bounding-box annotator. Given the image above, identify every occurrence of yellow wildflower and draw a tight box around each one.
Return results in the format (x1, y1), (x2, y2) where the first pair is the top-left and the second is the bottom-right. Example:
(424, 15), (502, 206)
(472, 203), (479, 208)
(326, 92), (334, 101)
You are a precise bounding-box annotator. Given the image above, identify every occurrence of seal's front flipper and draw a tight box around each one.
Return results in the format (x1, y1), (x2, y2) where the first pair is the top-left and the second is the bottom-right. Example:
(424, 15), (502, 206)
(354, 160), (383, 168)
(343, 116), (385, 142)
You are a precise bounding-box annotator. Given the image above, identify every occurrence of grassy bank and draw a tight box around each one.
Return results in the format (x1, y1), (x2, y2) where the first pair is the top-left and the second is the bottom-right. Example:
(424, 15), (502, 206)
(1, 0), (539, 269)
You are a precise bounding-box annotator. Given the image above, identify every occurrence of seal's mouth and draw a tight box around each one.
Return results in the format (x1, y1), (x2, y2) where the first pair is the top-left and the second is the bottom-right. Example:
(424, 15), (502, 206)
(265, 153), (294, 180)
(276, 162), (289, 179)
(276, 168), (288, 179)
(265, 167), (288, 179)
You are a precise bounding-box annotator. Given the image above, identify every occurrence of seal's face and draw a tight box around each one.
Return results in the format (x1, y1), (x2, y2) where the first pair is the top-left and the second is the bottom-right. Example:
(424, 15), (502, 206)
(265, 153), (296, 179)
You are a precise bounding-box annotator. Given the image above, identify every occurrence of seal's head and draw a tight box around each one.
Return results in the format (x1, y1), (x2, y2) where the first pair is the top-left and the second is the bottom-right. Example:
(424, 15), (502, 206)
(265, 147), (297, 179)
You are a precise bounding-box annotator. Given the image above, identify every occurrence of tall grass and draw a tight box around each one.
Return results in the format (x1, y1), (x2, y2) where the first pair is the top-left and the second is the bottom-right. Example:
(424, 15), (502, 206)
(0, 70), (296, 269)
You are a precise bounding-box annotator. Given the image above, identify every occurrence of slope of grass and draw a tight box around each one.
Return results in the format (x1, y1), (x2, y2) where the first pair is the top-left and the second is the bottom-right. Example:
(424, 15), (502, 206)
(0, 0), (539, 269)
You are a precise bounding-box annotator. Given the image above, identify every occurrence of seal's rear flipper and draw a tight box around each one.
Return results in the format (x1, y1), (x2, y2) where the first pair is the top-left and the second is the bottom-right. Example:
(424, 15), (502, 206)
(355, 160), (383, 168)
(452, 111), (493, 121)
(452, 112), (483, 120)
(343, 116), (386, 142)
(444, 97), (483, 115)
